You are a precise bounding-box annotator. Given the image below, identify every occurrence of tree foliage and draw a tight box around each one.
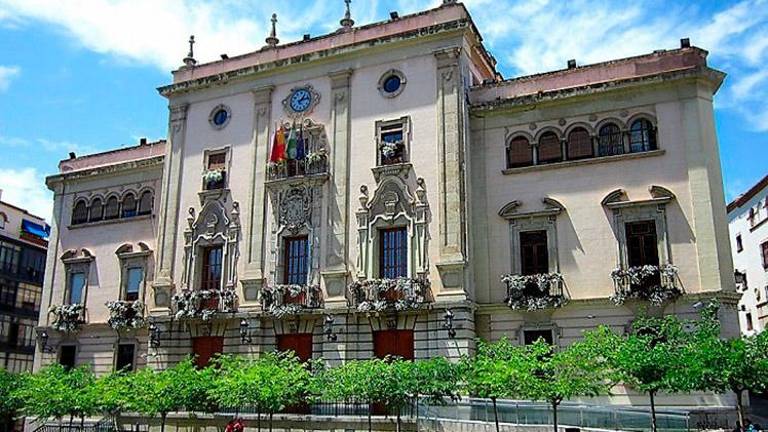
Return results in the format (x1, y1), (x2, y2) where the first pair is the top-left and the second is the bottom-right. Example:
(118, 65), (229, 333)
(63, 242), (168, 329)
(0, 368), (24, 421)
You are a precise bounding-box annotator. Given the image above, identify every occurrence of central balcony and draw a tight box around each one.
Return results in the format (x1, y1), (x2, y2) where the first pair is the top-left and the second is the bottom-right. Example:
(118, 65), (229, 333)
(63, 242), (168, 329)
(501, 272), (567, 311)
(261, 284), (322, 318)
(171, 288), (238, 321)
(348, 277), (431, 312)
(48, 303), (86, 333)
(106, 300), (146, 331)
(610, 264), (681, 306)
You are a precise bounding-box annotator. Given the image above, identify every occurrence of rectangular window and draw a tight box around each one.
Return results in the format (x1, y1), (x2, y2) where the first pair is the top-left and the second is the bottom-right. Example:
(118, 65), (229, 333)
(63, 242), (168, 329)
(59, 345), (77, 370)
(124, 267), (143, 301)
(376, 118), (409, 166)
(68, 272), (86, 305)
(7, 322), (19, 347)
(115, 344), (135, 372)
(520, 230), (549, 275)
(746, 312), (754, 331)
(204, 152), (227, 190)
(0, 281), (16, 308)
(762, 241), (768, 269)
(283, 236), (309, 285)
(523, 329), (554, 345)
(379, 227), (408, 279)
(0, 241), (20, 275)
(736, 234), (743, 253)
(20, 248), (46, 284)
(625, 221), (660, 267)
(200, 246), (223, 291)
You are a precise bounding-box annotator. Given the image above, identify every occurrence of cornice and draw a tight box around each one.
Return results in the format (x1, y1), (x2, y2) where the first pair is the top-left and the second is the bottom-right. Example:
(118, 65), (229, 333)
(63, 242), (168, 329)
(46, 155), (165, 189)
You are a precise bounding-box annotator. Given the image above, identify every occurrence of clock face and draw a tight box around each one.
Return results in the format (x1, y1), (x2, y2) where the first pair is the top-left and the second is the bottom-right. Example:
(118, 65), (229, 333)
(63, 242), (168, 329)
(289, 88), (312, 113)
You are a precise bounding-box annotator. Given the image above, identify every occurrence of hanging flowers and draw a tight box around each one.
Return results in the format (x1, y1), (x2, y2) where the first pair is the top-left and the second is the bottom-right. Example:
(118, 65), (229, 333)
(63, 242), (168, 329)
(500, 273), (567, 311)
(49, 304), (85, 333)
(202, 169), (224, 184)
(105, 300), (146, 330)
(610, 264), (681, 306)
(261, 284), (321, 317)
(348, 278), (429, 312)
(171, 289), (237, 321)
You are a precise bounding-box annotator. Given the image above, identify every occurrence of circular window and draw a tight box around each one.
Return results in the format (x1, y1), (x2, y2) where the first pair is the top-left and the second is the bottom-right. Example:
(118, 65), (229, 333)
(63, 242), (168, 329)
(378, 69), (406, 98)
(208, 104), (231, 130)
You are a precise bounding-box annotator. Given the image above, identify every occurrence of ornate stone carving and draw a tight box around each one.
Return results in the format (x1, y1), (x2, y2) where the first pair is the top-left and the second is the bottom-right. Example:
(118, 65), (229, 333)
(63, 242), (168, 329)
(279, 187), (312, 234)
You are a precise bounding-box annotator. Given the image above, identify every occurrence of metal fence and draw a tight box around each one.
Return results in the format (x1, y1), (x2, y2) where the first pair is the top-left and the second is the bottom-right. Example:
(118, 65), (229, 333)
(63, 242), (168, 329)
(418, 398), (691, 432)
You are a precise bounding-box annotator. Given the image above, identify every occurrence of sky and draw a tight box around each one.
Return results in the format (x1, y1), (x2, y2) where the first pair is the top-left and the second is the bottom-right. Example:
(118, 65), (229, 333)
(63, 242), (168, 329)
(0, 0), (767, 221)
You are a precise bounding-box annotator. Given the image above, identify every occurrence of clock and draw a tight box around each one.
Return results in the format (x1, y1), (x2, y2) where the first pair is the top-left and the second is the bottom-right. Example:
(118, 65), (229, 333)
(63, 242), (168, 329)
(282, 85), (320, 117)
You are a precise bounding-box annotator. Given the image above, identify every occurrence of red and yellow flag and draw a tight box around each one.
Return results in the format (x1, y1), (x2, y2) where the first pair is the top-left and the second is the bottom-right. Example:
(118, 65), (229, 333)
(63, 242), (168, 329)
(269, 124), (286, 162)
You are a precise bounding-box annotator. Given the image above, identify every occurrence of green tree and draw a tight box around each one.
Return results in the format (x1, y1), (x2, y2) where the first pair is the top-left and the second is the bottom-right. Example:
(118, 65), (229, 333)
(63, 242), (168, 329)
(0, 368), (25, 430)
(16, 364), (97, 427)
(131, 359), (201, 432)
(92, 371), (138, 428)
(612, 315), (691, 432)
(519, 328), (619, 432)
(318, 359), (390, 432)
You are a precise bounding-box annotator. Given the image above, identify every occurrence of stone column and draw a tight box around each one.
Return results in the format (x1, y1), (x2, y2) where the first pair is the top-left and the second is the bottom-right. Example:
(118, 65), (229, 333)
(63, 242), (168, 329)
(322, 69), (353, 308)
(434, 48), (468, 301)
(151, 103), (188, 313)
(241, 86), (274, 309)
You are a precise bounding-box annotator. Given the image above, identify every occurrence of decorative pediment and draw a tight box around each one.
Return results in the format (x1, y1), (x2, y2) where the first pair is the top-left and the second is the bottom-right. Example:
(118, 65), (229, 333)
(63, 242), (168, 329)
(602, 186), (675, 209)
(61, 248), (94, 263)
(649, 185), (675, 200)
(498, 197), (565, 220)
(601, 189), (628, 206)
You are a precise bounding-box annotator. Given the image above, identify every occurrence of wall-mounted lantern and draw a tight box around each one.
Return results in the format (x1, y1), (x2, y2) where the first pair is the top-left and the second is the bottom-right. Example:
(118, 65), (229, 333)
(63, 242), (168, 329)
(36, 328), (56, 353)
(149, 322), (161, 348)
(443, 309), (456, 339)
(324, 314), (338, 341)
(239, 318), (254, 344)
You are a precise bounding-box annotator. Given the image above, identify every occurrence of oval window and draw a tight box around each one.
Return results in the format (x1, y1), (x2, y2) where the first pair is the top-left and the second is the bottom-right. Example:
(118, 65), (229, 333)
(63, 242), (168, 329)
(212, 109), (228, 126)
(383, 75), (402, 93)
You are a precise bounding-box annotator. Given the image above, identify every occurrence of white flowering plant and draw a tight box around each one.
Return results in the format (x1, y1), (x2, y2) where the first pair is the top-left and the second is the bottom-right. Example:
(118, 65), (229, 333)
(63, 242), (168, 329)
(610, 264), (681, 306)
(379, 141), (403, 161)
(106, 300), (146, 330)
(501, 272), (567, 311)
(261, 284), (321, 317)
(49, 303), (85, 333)
(348, 277), (429, 312)
(202, 169), (224, 184)
(172, 288), (238, 320)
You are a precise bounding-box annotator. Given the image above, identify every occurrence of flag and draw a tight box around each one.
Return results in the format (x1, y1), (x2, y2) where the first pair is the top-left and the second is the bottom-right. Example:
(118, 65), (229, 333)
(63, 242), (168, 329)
(286, 125), (297, 160)
(296, 126), (306, 160)
(269, 124), (286, 162)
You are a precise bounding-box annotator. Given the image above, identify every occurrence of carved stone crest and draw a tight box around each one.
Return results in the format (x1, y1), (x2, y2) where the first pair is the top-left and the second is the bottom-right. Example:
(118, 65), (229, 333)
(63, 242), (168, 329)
(279, 187), (312, 233)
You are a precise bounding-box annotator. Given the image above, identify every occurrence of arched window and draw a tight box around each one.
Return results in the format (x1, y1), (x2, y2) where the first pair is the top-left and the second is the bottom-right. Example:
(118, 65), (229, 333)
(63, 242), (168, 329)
(598, 123), (624, 156)
(104, 196), (120, 220)
(72, 200), (88, 225)
(507, 136), (533, 168)
(121, 193), (137, 218)
(89, 198), (104, 223)
(567, 127), (593, 160)
(537, 132), (562, 164)
(629, 118), (657, 153)
(138, 191), (153, 216)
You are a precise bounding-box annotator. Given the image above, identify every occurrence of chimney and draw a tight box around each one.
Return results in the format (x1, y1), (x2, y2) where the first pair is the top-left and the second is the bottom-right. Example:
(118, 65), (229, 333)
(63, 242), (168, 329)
(303, 34), (311, 41)
(680, 38), (691, 48)
(389, 11), (399, 20)
(69, 152), (77, 159)
(567, 59), (577, 69)
(139, 137), (147, 146)
(220, 54), (229, 60)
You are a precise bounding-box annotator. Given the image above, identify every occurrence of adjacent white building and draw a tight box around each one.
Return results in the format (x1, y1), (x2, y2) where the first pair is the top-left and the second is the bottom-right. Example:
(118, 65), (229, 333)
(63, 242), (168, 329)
(728, 175), (768, 335)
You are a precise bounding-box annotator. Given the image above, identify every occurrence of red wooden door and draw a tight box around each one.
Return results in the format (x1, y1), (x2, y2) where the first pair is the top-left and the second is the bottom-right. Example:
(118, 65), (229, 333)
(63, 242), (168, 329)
(373, 329), (414, 360)
(192, 336), (224, 368)
(277, 333), (313, 362)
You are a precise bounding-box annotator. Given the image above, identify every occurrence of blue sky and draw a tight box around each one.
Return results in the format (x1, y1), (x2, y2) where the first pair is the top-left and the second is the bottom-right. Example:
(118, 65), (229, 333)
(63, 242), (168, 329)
(0, 0), (767, 220)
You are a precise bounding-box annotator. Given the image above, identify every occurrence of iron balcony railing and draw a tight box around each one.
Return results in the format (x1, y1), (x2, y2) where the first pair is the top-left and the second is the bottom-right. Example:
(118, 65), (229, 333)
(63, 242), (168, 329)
(501, 272), (567, 311)
(348, 277), (431, 312)
(610, 264), (682, 306)
(260, 284), (322, 317)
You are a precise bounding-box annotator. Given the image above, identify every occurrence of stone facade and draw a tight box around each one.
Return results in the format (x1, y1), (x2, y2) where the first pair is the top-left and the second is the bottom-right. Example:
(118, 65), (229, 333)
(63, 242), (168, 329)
(728, 175), (768, 335)
(37, 2), (738, 408)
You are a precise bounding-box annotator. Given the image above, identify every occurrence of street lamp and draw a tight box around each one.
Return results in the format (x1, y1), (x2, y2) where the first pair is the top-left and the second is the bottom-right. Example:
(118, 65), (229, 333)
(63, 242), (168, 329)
(239, 318), (253, 344)
(443, 309), (456, 339)
(324, 314), (337, 341)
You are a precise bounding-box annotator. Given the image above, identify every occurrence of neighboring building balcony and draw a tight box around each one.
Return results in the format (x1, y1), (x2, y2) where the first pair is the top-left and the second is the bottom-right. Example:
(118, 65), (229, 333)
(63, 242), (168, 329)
(171, 288), (238, 320)
(105, 300), (146, 331)
(260, 284), (322, 318)
(610, 264), (682, 306)
(348, 277), (431, 312)
(48, 303), (86, 333)
(501, 272), (568, 311)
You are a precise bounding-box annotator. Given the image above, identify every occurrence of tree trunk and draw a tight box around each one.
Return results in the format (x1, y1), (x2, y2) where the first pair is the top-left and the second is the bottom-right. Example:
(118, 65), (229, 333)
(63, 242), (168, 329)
(161, 413), (167, 432)
(396, 409), (401, 432)
(80, 415), (85, 429)
(552, 400), (559, 432)
(268, 412), (273, 432)
(368, 408), (372, 432)
(649, 390), (658, 432)
(735, 390), (745, 431)
(256, 411), (261, 432)
(414, 397), (420, 432)
(69, 414), (74, 429)
(492, 397), (500, 432)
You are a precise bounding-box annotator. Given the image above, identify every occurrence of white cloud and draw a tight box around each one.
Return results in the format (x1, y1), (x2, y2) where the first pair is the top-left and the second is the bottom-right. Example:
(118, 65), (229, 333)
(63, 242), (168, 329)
(0, 134), (98, 158)
(0, 65), (20, 91)
(0, 167), (53, 221)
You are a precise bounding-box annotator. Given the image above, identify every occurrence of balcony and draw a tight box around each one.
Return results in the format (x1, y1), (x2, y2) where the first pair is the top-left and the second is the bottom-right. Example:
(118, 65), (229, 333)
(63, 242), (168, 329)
(48, 304), (86, 333)
(171, 288), (238, 321)
(348, 277), (430, 312)
(501, 272), (567, 311)
(261, 284), (322, 318)
(267, 151), (329, 184)
(610, 264), (681, 306)
(105, 300), (146, 331)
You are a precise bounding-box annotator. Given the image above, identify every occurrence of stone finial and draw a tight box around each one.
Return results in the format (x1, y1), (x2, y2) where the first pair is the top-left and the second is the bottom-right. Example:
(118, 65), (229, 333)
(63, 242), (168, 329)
(358, 185), (369, 209)
(183, 35), (197, 68)
(339, 0), (354, 30)
(265, 13), (279, 47)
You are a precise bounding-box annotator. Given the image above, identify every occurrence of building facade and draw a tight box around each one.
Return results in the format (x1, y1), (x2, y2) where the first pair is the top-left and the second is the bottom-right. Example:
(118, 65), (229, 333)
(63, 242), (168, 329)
(728, 175), (768, 335)
(37, 1), (738, 408)
(0, 190), (49, 373)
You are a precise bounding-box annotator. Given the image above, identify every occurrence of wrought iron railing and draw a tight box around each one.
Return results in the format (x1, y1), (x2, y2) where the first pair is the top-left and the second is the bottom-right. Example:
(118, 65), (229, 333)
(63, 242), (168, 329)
(348, 277), (430, 312)
(610, 264), (682, 306)
(501, 272), (567, 311)
(261, 284), (322, 317)
(171, 288), (238, 320)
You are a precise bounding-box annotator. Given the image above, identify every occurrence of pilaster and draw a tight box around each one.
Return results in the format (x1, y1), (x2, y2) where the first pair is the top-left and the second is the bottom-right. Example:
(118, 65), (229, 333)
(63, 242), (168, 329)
(241, 86), (274, 310)
(434, 47), (468, 301)
(152, 103), (188, 313)
(323, 69), (353, 308)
